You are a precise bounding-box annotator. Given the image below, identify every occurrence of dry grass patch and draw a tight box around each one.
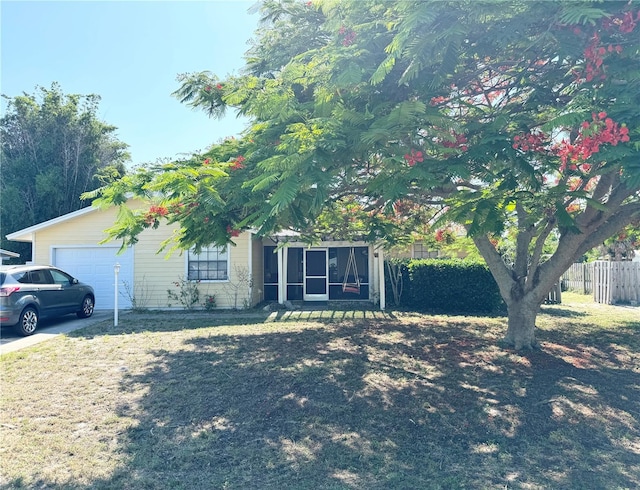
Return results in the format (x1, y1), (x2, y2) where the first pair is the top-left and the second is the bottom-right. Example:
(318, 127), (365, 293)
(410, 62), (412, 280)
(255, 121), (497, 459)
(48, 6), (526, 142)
(1, 293), (638, 489)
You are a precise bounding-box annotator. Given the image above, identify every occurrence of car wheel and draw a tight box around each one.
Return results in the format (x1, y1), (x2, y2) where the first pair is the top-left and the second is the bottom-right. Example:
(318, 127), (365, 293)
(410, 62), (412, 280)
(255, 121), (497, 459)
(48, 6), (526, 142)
(15, 307), (38, 336)
(77, 295), (95, 318)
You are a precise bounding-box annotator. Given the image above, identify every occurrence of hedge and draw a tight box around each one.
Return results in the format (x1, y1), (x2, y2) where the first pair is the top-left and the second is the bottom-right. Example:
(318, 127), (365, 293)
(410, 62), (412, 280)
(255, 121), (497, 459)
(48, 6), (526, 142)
(385, 258), (504, 314)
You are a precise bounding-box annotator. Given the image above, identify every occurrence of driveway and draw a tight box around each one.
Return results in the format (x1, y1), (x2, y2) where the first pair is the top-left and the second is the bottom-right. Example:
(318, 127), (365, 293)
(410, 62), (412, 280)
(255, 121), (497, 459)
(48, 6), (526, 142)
(0, 310), (116, 355)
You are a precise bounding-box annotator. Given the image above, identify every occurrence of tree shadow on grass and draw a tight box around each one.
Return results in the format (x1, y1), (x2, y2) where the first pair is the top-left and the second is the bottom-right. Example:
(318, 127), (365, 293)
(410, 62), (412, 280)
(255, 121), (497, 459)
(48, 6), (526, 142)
(539, 306), (589, 318)
(5, 316), (640, 489)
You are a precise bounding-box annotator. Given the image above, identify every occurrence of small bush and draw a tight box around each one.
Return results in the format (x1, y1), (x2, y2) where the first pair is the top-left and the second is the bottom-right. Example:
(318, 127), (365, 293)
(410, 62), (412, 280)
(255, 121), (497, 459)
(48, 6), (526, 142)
(167, 277), (200, 310)
(204, 294), (217, 311)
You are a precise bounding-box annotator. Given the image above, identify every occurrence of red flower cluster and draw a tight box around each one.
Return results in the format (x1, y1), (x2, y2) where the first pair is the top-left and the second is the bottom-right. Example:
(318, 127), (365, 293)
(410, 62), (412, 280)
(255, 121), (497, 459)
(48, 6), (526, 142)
(580, 33), (612, 83)
(554, 112), (629, 171)
(513, 132), (547, 152)
(404, 149), (424, 166)
(203, 158), (211, 165)
(429, 96), (449, 106)
(339, 26), (356, 46)
(604, 10), (639, 33)
(619, 10), (638, 32)
(441, 132), (468, 151)
(226, 225), (240, 237)
(230, 155), (245, 170)
(434, 228), (454, 244)
(144, 205), (169, 226)
(574, 11), (638, 83)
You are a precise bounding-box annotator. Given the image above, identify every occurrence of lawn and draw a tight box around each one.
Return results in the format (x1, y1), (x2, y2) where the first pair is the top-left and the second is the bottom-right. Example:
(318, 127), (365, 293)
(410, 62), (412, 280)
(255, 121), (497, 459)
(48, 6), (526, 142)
(1, 293), (639, 489)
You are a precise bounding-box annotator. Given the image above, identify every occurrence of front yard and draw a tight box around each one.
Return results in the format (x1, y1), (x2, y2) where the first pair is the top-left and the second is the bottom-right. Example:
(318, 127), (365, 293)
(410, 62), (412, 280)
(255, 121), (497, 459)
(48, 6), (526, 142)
(1, 293), (639, 489)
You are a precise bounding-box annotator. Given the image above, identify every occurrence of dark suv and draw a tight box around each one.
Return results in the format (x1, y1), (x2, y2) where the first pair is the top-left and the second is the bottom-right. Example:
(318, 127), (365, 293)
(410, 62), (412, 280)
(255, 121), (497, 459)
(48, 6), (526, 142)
(0, 265), (95, 336)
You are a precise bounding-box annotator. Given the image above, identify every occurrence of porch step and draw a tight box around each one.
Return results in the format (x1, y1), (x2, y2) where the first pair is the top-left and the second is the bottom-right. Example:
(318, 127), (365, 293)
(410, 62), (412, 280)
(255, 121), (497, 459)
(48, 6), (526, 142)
(291, 300), (375, 311)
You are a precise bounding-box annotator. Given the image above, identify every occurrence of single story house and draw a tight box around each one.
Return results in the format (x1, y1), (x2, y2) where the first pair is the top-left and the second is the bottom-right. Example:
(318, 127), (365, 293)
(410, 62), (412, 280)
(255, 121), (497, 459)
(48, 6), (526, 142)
(6, 201), (388, 310)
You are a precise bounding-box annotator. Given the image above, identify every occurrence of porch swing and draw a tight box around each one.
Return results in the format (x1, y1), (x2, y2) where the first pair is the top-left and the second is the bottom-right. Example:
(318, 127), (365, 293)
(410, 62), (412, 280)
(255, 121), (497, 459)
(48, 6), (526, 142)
(342, 247), (361, 295)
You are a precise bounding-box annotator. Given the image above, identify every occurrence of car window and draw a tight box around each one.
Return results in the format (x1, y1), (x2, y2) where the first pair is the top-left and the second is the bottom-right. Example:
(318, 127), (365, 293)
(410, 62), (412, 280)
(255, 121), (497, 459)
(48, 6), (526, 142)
(29, 269), (53, 284)
(12, 271), (30, 284)
(50, 269), (73, 285)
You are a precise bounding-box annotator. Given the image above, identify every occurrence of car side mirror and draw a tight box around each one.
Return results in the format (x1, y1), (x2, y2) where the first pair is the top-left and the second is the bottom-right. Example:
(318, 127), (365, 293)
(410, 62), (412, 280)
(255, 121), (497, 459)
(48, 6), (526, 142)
(72, 278), (79, 285)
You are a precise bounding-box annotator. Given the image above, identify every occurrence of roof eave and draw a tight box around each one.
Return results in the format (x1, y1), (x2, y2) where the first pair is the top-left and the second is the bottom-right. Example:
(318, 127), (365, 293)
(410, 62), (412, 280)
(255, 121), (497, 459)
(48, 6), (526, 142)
(5, 206), (99, 243)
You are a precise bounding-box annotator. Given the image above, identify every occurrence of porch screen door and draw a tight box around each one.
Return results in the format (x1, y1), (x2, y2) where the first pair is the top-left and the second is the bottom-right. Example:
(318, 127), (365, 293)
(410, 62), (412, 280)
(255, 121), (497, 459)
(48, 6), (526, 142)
(304, 249), (328, 301)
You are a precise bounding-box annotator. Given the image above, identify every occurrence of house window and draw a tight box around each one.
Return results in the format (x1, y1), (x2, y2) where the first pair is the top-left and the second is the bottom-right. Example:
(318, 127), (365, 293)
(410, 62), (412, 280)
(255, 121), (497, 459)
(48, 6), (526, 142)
(413, 243), (439, 259)
(188, 246), (229, 281)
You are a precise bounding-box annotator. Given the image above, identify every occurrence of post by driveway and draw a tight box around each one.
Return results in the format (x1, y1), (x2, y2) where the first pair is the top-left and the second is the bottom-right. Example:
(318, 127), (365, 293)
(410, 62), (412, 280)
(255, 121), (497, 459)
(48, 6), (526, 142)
(0, 310), (116, 355)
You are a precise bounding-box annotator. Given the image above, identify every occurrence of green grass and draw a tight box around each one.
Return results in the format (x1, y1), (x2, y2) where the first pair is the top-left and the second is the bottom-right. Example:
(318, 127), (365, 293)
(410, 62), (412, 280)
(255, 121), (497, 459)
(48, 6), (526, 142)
(1, 293), (639, 489)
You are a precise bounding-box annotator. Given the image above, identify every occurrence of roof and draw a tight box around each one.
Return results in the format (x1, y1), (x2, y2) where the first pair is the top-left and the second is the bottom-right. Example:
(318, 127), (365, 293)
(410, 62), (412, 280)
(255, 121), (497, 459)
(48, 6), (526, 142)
(5, 206), (99, 243)
(0, 249), (20, 259)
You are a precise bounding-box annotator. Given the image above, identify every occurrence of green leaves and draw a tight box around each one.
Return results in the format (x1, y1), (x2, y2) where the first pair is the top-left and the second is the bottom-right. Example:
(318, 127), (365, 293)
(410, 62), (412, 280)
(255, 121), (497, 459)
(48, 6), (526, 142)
(88, 0), (639, 277)
(1, 83), (129, 260)
(558, 5), (609, 26)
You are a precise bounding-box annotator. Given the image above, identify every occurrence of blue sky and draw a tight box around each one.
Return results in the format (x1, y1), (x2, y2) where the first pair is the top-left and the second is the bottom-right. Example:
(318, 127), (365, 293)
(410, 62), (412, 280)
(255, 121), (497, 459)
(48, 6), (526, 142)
(1, 0), (259, 165)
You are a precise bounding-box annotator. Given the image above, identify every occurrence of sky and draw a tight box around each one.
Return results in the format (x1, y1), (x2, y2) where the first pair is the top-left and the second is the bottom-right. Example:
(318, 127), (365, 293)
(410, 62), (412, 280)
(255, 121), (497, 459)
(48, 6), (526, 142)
(1, 0), (259, 166)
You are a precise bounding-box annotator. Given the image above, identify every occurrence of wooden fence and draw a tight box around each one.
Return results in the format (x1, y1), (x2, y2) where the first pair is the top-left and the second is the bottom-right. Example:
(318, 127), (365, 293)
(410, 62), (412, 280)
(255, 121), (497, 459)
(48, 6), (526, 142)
(562, 263), (593, 294)
(592, 261), (640, 305)
(562, 261), (640, 305)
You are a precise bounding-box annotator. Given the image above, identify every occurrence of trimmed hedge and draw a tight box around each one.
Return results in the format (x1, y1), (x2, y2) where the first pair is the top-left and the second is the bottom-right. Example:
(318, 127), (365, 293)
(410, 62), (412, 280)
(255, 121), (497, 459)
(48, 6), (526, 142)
(386, 258), (504, 314)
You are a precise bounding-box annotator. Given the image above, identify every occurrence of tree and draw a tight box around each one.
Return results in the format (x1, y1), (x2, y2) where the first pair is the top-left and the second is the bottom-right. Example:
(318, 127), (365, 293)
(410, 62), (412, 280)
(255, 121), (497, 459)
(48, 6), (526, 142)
(90, 1), (640, 349)
(1, 83), (129, 260)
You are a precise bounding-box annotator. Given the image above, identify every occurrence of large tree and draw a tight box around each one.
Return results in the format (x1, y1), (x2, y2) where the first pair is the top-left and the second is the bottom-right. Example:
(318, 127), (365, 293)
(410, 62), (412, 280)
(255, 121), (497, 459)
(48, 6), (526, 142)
(90, 1), (640, 349)
(1, 83), (129, 260)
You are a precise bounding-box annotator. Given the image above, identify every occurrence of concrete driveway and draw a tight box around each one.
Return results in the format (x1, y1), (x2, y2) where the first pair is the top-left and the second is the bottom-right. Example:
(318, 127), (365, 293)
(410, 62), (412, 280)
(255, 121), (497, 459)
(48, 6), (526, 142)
(0, 310), (116, 355)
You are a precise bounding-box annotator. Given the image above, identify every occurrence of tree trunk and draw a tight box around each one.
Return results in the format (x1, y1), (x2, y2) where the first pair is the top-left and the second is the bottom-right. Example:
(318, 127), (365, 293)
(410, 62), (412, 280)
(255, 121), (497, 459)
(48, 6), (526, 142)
(503, 298), (541, 350)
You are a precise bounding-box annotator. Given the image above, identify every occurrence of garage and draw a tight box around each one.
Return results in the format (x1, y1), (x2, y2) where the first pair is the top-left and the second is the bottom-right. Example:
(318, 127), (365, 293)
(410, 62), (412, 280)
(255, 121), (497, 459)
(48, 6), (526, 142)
(52, 246), (134, 309)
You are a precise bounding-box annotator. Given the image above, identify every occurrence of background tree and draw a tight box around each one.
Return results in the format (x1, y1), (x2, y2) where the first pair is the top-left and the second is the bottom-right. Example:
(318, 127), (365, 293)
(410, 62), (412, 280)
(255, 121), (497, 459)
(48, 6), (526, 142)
(1, 83), (129, 261)
(91, 1), (639, 349)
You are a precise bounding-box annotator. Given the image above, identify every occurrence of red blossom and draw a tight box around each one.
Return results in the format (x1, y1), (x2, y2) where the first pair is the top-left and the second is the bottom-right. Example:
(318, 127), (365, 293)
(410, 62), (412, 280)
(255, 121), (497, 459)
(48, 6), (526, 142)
(441, 132), (468, 151)
(226, 225), (240, 237)
(204, 86), (211, 92)
(339, 26), (356, 46)
(430, 96), (448, 106)
(203, 158), (211, 165)
(403, 149), (424, 167)
(149, 205), (168, 217)
(216, 83), (223, 90)
(513, 131), (548, 153)
(553, 113), (630, 172)
(230, 155), (245, 170)
(619, 11), (638, 33)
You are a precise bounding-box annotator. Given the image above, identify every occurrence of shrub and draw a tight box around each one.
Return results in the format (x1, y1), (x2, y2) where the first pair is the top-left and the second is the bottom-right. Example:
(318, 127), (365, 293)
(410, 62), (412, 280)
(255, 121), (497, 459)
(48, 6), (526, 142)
(204, 294), (217, 311)
(401, 259), (503, 314)
(167, 277), (200, 310)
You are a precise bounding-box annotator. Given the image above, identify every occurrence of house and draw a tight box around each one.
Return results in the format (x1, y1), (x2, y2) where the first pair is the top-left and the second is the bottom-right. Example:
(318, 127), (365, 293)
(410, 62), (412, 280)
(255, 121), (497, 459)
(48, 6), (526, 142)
(6, 201), (387, 310)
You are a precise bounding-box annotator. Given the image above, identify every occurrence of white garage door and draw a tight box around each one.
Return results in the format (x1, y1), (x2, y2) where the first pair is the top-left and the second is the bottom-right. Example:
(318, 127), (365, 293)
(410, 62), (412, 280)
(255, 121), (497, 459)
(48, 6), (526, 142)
(53, 247), (134, 309)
